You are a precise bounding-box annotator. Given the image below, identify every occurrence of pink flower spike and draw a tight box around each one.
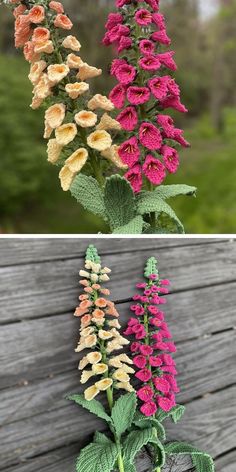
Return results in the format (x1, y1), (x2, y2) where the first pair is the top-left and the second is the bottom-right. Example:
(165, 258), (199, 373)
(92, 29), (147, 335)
(139, 344), (153, 356)
(133, 355), (147, 369)
(139, 55), (161, 72)
(136, 283), (147, 289)
(135, 368), (152, 382)
(105, 13), (123, 31)
(161, 145), (179, 174)
(140, 401), (157, 417)
(127, 86), (150, 106)
(161, 279), (170, 286)
(133, 294), (141, 300)
(152, 13), (166, 30)
(139, 123), (162, 151)
(161, 365), (178, 375)
(117, 106), (138, 131)
(157, 114), (175, 135)
(144, 0), (160, 11)
(137, 385), (154, 402)
(110, 58), (127, 76)
(173, 129), (190, 148)
(115, 62), (136, 85)
(118, 136), (140, 167)
(135, 9), (152, 26)
(150, 317), (161, 327)
(160, 353), (175, 365)
(149, 274), (158, 280)
(153, 376), (170, 394)
(157, 395), (176, 412)
(148, 305), (159, 315)
(124, 164), (142, 193)
(143, 155), (166, 185)
(151, 29), (171, 45)
(161, 96), (188, 113)
(116, 0), (130, 6)
(109, 84), (127, 109)
(139, 39), (155, 55)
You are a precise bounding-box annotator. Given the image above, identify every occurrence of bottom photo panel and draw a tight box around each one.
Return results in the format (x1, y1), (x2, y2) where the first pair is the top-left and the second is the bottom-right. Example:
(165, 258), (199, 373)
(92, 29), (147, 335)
(0, 237), (235, 472)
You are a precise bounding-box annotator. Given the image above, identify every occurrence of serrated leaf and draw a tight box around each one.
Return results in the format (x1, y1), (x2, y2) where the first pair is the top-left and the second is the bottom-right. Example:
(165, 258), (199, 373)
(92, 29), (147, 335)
(104, 175), (136, 230)
(111, 392), (137, 437)
(94, 431), (112, 445)
(123, 461), (136, 472)
(137, 192), (185, 233)
(144, 256), (159, 279)
(155, 184), (197, 200)
(70, 174), (106, 219)
(133, 412), (166, 441)
(67, 394), (112, 424)
(165, 442), (214, 472)
(113, 216), (143, 234)
(156, 404), (185, 424)
(86, 244), (101, 264)
(123, 428), (155, 462)
(76, 441), (118, 472)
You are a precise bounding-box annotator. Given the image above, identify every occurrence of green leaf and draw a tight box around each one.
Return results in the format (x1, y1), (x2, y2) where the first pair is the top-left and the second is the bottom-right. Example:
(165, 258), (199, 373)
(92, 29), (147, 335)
(137, 192), (185, 233)
(67, 394), (112, 424)
(155, 184), (197, 200)
(156, 404), (185, 424)
(76, 441), (118, 472)
(104, 175), (136, 230)
(94, 431), (112, 445)
(123, 428), (155, 463)
(113, 216), (143, 234)
(165, 442), (214, 472)
(123, 461), (136, 472)
(86, 244), (101, 264)
(144, 256), (159, 279)
(133, 412), (166, 441)
(70, 174), (106, 219)
(111, 392), (137, 437)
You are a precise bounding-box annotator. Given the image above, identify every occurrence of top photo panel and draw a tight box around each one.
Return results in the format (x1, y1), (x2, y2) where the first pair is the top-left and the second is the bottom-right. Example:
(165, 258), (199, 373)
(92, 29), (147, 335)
(0, 0), (235, 235)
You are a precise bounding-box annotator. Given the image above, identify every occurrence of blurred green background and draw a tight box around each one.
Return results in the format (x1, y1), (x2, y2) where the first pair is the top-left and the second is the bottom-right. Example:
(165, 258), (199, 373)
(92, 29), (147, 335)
(0, 0), (236, 234)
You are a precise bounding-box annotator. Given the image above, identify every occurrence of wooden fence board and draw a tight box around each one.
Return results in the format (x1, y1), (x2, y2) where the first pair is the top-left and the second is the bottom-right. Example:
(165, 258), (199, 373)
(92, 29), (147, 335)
(0, 240), (236, 322)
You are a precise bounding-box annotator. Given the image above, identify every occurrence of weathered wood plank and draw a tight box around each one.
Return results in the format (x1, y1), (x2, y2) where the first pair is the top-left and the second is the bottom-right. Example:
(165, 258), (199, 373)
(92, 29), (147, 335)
(0, 238), (224, 266)
(1, 240), (236, 323)
(0, 297), (235, 392)
(215, 450), (236, 472)
(1, 383), (234, 469)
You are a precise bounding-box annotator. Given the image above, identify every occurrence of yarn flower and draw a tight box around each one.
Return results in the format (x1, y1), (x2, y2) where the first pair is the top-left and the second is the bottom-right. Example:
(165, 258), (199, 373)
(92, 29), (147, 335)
(74, 245), (134, 402)
(124, 256), (179, 416)
(103, 0), (190, 192)
(7, 0), (123, 193)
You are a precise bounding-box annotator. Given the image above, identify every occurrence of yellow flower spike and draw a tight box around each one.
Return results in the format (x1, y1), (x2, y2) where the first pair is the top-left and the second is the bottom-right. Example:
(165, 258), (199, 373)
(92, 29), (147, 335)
(74, 111), (98, 128)
(87, 130), (112, 152)
(84, 385), (99, 401)
(47, 139), (62, 163)
(77, 63), (102, 81)
(101, 145), (128, 170)
(59, 165), (74, 191)
(98, 330), (114, 340)
(116, 382), (134, 393)
(78, 355), (89, 370)
(113, 369), (130, 383)
(88, 94), (114, 112)
(91, 316), (105, 327)
(95, 378), (113, 391)
(47, 64), (70, 85)
(87, 352), (102, 365)
(99, 274), (110, 282)
(80, 327), (95, 337)
(115, 354), (133, 365)
(45, 103), (66, 129)
(90, 273), (99, 283)
(96, 113), (121, 131)
(66, 53), (84, 69)
(34, 39), (54, 54)
(43, 121), (53, 139)
(34, 73), (51, 99)
(62, 35), (81, 52)
(101, 267), (112, 274)
(120, 364), (135, 374)
(106, 340), (123, 354)
(65, 82), (89, 99)
(92, 363), (108, 375)
(74, 341), (86, 353)
(55, 123), (77, 146)
(80, 369), (94, 384)
(107, 320), (121, 329)
(79, 269), (91, 278)
(108, 358), (123, 368)
(89, 262), (101, 273)
(30, 95), (44, 110)
(28, 60), (47, 85)
(65, 148), (88, 173)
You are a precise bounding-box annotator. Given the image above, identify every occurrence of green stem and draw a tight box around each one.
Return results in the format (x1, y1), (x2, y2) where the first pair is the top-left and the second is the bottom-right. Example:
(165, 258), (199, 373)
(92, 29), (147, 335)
(106, 388), (125, 472)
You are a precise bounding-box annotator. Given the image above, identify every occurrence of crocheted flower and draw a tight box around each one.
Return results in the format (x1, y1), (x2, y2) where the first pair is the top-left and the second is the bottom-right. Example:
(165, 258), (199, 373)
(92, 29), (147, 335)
(117, 106), (138, 131)
(109, 84), (127, 109)
(118, 137), (140, 167)
(139, 39), (155, 55)
(124, 164), (142, 193)
(127, 86), (150, 106)
(139, 123), (162, 151)
(143, 155), (166, 185)
(139, 55), (161, 72)
(161, 145), (179, 174)
(135, 9), (152, 26)
(115, 63), (136, 85)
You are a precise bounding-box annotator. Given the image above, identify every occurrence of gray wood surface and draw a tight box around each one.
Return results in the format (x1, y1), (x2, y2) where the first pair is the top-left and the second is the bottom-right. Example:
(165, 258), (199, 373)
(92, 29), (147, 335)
(0, 238), (235, 472)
